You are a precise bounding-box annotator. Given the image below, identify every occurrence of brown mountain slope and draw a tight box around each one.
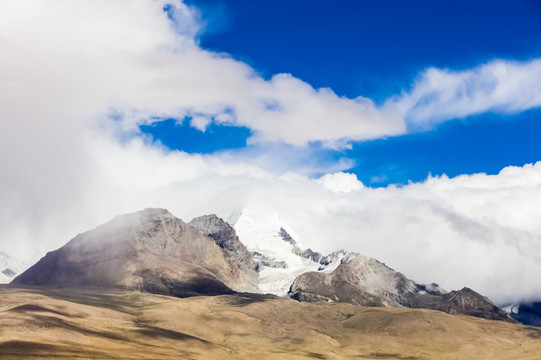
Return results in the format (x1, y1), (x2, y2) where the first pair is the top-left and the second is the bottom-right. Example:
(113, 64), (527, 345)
(12, 208), (258, 296)
(1, 285), (541, 360)
(290, 253), (512, 322)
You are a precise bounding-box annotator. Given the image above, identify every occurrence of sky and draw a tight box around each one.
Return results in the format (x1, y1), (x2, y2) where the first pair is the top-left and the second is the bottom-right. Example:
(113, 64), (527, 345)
(149, 0), (541, 185)
(1, 0), (541, 305)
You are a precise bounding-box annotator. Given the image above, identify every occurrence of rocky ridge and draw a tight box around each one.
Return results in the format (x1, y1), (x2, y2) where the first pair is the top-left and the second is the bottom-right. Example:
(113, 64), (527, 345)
(13, 208), (258, 296)
(289, 253), (512, 322)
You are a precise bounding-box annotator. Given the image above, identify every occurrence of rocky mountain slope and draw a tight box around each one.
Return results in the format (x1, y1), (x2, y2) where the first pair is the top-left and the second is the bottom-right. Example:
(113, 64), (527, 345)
(289, 253), (513, 321)
(12, 208), (258, 296)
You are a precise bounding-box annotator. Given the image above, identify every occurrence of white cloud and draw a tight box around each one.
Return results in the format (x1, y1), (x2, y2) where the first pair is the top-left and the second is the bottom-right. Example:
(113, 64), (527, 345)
(0, 0), (404, 151)
(317, 172), (364, 193)
(390, 58), (541, 129)
(0, 0), (400, 254)
(189, 114), (212, 132)
(1, 0), (541, 307)
(229, 163), (541, 305)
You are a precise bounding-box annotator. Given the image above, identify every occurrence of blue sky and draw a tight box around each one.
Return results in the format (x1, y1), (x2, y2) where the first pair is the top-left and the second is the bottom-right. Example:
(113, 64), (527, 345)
(142, 0), (541, 186)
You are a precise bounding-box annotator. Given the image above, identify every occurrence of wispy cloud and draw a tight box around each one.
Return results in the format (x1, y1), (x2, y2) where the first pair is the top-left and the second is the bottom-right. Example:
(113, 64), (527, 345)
(390, 59), (541, 129)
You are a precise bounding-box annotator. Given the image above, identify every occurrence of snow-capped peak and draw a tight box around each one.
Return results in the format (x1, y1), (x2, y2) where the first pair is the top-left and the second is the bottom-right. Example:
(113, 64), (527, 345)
(229, 207), (346, 295)
(0, 250), (41, 284)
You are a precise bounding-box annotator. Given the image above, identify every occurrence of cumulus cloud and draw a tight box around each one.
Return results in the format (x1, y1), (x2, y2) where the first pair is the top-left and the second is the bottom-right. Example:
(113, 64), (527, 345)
(0, 0), (400, 253)
(317, 172), (364, 193)
(163, 163), (541, 306)
(2, 0), (541, 306)
(0, 0), (404, 151)
(277, 164), (541, 305)
(390, 58), (541, 129)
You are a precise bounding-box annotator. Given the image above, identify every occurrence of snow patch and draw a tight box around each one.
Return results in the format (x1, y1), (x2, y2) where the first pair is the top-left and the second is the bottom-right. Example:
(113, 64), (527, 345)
(502, 304), (520, 315)
(0, 251), (41, 284)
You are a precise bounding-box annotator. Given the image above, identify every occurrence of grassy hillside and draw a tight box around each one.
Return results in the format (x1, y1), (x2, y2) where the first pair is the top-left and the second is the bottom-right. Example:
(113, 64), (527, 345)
(1, 285), (540, 359)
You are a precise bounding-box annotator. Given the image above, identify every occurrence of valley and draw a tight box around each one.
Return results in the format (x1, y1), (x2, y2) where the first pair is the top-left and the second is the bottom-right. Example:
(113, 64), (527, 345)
(2, 285), (541, 359)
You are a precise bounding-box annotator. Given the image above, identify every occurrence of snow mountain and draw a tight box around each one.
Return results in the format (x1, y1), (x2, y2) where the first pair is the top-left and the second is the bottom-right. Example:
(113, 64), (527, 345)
(12, 208), (515, 323)
(229, 208), (346, 295)
(0, 251), (41, 284)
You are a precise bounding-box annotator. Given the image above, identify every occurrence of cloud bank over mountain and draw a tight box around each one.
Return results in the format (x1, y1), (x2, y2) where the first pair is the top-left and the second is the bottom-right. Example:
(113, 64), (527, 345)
(1, 0), (541, 305)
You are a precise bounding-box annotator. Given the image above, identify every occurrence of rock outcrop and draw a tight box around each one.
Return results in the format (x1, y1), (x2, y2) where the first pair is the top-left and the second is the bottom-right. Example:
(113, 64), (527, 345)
(189, 214), (258, 288)
(430, 287), (511, 321)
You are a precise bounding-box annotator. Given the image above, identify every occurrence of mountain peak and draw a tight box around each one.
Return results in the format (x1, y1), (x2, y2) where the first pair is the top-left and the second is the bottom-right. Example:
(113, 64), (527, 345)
(189, 214), (230, 237)
(230, 207), (345, 295)
(123, 207), (175, 220)
(13, 210), (258, 295)
(189, 214), (257, 282)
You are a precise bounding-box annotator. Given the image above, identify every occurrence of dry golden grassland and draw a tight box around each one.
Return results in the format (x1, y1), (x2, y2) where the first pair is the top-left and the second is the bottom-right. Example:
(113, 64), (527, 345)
(1, 285), (541, 359)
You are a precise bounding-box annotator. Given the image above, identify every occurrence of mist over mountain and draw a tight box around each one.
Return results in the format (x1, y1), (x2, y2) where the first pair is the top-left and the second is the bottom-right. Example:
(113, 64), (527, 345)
(13, 209), (258, 296)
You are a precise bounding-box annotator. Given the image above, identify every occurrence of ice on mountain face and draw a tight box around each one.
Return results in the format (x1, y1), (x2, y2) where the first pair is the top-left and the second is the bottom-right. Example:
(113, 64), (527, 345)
(0, 251), (40, 284)
(252, 251), (287, 270)
(318, 250), (348, 272)
(230, 208), (347, 296)
(229, 208), (301, 254)
(503, 304), (519, 315)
